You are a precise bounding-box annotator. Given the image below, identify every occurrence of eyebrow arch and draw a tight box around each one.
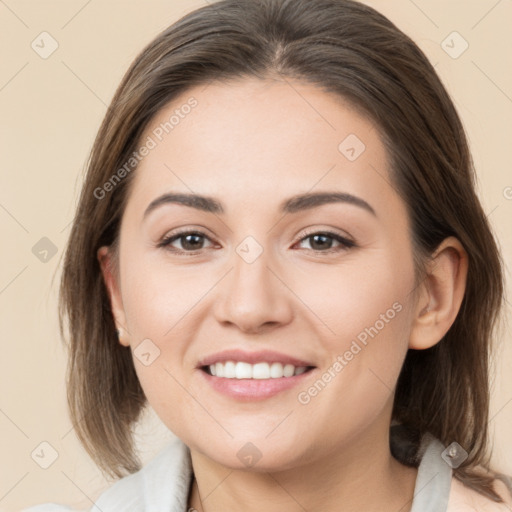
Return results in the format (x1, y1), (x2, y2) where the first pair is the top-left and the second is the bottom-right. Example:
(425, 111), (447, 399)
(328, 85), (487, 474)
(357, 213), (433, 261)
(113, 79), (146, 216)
(143, 190), (376, 219)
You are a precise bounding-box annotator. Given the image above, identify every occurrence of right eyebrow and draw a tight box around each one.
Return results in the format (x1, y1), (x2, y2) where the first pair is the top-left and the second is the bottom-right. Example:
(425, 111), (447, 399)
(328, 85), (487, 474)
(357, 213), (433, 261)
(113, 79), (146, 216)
(143, 193), (224, 220)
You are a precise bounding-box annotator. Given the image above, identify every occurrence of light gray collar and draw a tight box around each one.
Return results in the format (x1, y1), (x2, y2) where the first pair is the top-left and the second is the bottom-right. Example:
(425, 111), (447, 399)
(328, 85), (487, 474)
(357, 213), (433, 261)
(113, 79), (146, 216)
(409, 433), (452, 512)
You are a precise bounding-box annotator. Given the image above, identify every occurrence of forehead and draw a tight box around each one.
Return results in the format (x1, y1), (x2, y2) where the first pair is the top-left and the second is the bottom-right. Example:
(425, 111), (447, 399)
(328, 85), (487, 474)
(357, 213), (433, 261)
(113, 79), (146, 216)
(125, 77), (399, 220)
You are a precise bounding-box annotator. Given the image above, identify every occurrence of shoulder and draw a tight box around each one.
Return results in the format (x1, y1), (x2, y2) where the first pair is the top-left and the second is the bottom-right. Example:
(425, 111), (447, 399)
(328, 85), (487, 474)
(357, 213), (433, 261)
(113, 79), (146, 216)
(20, 505), (78, 512)
(447, 475), (512, 511)
(20, 437), (192, 512)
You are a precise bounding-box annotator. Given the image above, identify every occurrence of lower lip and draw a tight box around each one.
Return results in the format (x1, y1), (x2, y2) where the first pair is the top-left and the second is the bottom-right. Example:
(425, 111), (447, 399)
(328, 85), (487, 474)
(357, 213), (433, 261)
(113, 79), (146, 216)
(199, 369), (315, 401)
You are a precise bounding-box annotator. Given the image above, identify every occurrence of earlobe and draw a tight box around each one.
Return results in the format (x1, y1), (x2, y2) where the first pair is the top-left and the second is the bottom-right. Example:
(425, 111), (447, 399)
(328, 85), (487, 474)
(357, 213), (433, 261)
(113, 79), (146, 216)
(97, 246), (130, 347)
(408, 236), (468, 350)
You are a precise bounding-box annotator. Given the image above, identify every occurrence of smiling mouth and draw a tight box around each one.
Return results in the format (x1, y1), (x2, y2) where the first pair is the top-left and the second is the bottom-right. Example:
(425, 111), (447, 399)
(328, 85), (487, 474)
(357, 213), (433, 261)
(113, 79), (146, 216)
(201, 361), (316, 379)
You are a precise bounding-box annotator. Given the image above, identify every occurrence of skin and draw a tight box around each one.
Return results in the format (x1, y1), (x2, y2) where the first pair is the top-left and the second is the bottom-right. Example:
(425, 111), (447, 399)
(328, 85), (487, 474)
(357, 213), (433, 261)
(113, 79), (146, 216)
(98, 77), (468, 511)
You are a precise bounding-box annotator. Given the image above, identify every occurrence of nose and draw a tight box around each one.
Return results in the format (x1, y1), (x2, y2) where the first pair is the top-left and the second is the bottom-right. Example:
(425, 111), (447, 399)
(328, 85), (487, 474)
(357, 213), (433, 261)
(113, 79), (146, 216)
(213, 245), (294, 334)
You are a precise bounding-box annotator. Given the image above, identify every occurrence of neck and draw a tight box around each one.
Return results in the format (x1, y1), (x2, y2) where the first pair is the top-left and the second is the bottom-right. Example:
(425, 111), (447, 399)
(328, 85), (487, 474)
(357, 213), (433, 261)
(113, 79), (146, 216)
(187, 424), (417, 512)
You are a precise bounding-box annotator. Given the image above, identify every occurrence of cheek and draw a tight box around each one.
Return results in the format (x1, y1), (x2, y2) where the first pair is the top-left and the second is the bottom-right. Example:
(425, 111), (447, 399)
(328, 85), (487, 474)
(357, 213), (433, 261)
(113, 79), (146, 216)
(289, 247), (414, 352)
(292, 301), (411, 453)
(131, 357), (208, 446)
(121, 253), (211, 339)
(290, 251), (414, 413)
(119, 254), (222, 431)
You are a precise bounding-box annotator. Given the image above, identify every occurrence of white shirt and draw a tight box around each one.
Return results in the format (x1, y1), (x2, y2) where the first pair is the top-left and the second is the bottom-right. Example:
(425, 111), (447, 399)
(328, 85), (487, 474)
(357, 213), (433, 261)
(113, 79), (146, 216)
(22, 434), (512, 511)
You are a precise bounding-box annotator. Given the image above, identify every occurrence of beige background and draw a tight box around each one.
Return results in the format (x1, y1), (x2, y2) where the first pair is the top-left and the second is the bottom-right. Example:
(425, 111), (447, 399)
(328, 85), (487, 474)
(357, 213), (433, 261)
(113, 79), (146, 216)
(0, 0), (511, 510)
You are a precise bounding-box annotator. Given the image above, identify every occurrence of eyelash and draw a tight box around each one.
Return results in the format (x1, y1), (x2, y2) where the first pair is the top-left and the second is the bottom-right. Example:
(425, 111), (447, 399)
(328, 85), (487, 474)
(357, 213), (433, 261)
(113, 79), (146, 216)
(156, 228), (356, 256)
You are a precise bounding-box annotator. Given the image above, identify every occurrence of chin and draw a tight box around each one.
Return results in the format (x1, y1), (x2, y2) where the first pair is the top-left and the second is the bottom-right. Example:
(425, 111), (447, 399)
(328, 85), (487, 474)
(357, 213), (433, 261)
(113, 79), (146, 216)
(188, 432), (313, 472)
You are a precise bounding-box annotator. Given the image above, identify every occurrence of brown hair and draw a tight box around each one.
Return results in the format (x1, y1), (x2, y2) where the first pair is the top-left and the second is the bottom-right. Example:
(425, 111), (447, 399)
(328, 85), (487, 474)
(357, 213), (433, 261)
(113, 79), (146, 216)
(59, 0), (509, 502)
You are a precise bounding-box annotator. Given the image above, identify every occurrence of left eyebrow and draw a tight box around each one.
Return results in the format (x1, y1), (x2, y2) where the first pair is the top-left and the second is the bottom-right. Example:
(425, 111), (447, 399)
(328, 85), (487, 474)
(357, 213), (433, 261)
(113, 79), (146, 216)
(142, 190), (377, 220)
(280, 191), (377, 217)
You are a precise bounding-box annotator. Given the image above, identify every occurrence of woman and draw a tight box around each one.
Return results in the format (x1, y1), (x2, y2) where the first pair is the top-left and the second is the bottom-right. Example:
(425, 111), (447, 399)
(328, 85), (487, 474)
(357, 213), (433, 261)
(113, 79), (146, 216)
(23, 0), (512, 510)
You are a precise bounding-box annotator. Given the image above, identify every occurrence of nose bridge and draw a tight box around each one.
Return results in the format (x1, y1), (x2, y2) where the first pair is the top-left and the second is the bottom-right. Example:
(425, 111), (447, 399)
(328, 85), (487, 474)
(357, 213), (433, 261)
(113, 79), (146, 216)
(233, 235), (272, 294)
(213, 234), (294, 332)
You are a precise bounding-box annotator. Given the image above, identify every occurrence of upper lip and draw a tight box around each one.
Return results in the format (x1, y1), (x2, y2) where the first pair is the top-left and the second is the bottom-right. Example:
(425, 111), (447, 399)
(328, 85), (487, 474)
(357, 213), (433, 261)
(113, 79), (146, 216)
(197, 349), (315, 368)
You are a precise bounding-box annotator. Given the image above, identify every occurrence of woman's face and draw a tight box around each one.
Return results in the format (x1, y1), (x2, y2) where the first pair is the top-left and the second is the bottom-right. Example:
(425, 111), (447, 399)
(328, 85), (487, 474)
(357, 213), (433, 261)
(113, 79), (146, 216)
(105, 77), (421, 470)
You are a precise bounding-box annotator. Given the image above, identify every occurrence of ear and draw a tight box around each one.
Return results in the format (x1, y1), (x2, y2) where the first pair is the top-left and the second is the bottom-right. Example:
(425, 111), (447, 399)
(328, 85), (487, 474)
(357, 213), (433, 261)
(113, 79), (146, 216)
(409, 236), (468, 350)
(97, 246), (130, 347)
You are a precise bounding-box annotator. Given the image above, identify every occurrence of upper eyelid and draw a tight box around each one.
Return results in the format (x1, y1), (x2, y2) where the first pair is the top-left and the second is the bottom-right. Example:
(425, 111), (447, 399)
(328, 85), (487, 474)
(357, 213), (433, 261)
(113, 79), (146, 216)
(295, 226), (354, 243)
(160, 230), (216, 247)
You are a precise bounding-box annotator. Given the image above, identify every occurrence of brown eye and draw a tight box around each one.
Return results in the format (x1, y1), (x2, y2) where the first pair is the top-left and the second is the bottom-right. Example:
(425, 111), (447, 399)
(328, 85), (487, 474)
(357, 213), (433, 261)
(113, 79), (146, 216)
(296, 231), (355, 253)
(158, 230), (214, 253)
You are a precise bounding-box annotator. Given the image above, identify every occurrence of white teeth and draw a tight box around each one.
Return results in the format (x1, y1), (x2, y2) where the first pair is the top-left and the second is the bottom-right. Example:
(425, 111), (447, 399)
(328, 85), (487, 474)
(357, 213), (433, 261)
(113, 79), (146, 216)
(252, 362), (270, 379)
(235, 362), (252, 379)
(283, 364), (295, 377)
(269, 362), (283, 378)
(224, 361), (236, 378)
(206, 361), (309, 379)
